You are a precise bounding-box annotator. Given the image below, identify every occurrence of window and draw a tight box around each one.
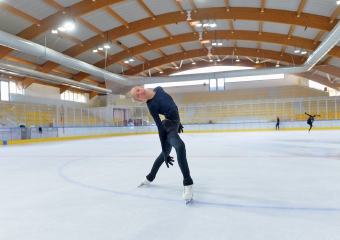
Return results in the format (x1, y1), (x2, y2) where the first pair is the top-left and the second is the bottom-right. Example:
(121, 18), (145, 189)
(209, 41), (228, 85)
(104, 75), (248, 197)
(217, 78), (225, 90)
(61, 90), (87, 103)
(1, 81), (9, 101)
(209, 79), (217, 91)
(10, 81), (23, 94)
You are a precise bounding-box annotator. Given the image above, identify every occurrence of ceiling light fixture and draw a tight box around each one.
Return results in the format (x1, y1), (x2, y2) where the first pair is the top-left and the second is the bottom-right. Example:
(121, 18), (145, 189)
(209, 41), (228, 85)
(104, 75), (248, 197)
(64, 20), (75, 31)
(337, 0), (340, 5)
(51, 29), (58, 34)
(195, 19), (203, 27)
(236, 56), (240, 62)
(124, 59), (129, 63)
(210, 18), (217, 28)
(92, 49), (98, 53)
(64, 7), (75, 31)
(301, 49), (307, 54)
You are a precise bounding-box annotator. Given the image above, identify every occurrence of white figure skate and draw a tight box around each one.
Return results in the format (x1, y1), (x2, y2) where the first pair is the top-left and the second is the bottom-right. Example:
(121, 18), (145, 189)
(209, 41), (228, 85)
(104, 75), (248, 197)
(138, 177), (151, 187)
(183, 184), (194, 205)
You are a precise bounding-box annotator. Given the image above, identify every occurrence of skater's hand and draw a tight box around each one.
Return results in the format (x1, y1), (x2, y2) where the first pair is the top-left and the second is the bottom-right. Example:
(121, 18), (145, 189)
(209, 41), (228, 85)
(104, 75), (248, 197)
(178, 123), (184, 134)
(164, 155), (174, 168)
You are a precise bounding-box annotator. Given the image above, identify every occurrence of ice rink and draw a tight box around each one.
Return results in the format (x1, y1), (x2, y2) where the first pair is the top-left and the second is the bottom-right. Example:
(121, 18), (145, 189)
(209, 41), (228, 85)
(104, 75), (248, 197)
(1, 130), (340, 240)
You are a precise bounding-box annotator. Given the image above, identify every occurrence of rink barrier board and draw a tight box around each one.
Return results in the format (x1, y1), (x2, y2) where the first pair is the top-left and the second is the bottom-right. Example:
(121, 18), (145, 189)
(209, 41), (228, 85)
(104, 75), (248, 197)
(2, 127), (340, 145)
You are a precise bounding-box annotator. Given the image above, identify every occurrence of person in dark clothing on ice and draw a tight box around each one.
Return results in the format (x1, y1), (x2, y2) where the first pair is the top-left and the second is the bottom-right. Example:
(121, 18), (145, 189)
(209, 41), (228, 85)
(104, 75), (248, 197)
(131, 86), (194, 204)
(305, 112), (320, 132)
(276, 117), (280, 131)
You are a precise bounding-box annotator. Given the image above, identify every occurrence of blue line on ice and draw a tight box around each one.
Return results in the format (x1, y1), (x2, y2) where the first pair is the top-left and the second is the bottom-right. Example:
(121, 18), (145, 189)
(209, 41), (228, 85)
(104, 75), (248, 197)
(59, 158), (340, 212)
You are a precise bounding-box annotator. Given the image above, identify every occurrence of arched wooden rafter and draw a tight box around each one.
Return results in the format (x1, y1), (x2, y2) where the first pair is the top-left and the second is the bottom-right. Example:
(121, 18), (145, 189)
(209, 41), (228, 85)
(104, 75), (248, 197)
(1, 3), (340, 94)
(0, 7), (337, 62)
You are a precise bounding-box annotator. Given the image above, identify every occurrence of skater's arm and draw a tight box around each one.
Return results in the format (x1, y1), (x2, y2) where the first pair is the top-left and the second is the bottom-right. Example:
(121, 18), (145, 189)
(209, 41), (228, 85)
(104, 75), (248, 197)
(149, 105), (167, 153)
(305, 112), (311, 117)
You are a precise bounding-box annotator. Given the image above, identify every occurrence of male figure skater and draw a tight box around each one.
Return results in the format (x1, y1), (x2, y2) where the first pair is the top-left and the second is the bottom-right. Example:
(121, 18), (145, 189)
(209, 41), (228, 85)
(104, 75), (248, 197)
(305, 112), (320, 132)
(131, 86), (194, 204)
(276, 117), (280, 131)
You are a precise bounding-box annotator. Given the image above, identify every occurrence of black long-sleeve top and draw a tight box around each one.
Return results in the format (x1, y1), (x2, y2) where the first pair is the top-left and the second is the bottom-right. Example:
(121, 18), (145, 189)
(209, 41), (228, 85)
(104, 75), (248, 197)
(147, 86), (180, 154)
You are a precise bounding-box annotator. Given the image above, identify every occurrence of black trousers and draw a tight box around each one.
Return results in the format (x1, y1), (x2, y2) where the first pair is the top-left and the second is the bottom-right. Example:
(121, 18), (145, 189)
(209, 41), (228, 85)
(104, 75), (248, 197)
(276, 123), (279, 130)
(308, 123), (313, 131)
(146, 121), (193, 186)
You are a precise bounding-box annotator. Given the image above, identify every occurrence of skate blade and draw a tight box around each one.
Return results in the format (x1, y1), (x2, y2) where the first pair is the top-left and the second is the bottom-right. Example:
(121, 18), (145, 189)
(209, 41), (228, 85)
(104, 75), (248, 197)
(185, 198), (193, 205)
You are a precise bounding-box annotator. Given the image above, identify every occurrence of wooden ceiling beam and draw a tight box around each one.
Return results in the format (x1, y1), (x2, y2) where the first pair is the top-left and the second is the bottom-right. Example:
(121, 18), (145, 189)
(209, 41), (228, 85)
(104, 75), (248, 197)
(136, 0), (156, 20)
(280, 45), (287, 56)
(293, 72), (340, 89)
(257, 42), (261, 52)
(155, 49), (168, 58)
(287, 25), (295, 39)
(52, 69), (74, 77)
(123, 47), (305, 75)
(229, 20), (235, 33)
(118, 61), (132, 69)
(233, 40), (237, 49)
(42, 0), (66, 13)
(135, 32), (151, 45)
(297, 0), (307, 17)
(225, 0), (230, 11)
(187, 22), (197, 34)
(174, 0), (184, 14)
(261, 0), (265, 13)
(177, 44), (186, 53)
(3, 56), (41, 68)
(89, 91), (99, 100)
(330, 6), (340, 23)
(75, 17), (105, 37)
(161, 26), (173, 39)
(83, 78), (102, 85)
(189, 0), (197, 12)
(259, 21), (263, 35)
(23, 77), (37, 88)
(0, 2), (41, 26)
(313, 30), (325, 44)
(57, 32), (84, 46)
(135, 54), (149, 63)
(152, 60), (277, 77)
(125, 48), (340, 77)
(75, 30), (340, 74)
(322, 56), (334, 65)
(1, 7), (337, 61)
(41, 29), (340, 79)
(113, 40), (130, 52)
(104, 6), (129, 28)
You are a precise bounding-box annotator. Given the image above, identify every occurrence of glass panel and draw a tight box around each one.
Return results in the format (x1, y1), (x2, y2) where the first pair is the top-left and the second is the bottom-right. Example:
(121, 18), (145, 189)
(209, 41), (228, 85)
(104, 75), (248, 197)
(209, 79), (216, 91)
(217, 78), (224, 91)
(1, 81), (9, 101)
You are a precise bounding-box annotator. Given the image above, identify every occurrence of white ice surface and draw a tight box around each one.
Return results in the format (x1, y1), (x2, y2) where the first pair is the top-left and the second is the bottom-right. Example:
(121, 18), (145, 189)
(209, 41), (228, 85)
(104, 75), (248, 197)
(1, 131), (340, 240)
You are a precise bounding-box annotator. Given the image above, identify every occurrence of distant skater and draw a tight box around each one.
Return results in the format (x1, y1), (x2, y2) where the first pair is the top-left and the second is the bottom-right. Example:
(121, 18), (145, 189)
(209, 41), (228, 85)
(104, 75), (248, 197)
(131, 86), (194, 204)
(305, 112), (320, 132)
(276, 117), (280, 130)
